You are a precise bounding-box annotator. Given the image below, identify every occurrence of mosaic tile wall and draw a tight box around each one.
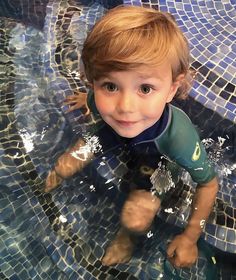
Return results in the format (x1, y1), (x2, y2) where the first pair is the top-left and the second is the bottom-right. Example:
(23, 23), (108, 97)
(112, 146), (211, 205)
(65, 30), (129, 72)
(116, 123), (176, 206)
(0, 0), (235, 279)
(157, 0), (236, 123)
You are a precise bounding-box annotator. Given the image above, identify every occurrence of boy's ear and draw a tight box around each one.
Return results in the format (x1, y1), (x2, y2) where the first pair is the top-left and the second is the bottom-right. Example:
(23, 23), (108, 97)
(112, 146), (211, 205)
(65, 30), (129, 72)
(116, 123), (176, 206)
(89, 82), (94, 91)
(167, 74), (185, 103)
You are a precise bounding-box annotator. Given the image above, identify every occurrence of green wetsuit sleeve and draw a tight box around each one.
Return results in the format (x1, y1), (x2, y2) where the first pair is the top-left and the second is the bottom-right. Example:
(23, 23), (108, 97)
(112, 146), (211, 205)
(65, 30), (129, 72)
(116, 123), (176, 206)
(155, 105), (216, 184)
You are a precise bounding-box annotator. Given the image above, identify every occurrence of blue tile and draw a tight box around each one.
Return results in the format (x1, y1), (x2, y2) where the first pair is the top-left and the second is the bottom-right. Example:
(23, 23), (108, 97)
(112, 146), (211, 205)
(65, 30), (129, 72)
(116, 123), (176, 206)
(216, 239), (227, 251)
(219, 61), (228, 69)
(196, 44), (205, 51)
(205, 234), (217, 247)
(189, 26), (198, 34)
(225, 103), (236, 112)
(207, 92), (216, 101)
(216, 226), (227, 240)
(205, 61), (215, 69)
(225, 111), (236, 122)
(207, 45), (217, 53)
(216, 106), (227, 116)
(183, 4), (193, 11)
(205, 223), (216, 236)
(197, 95), (208, 104)
(230, 95), (236, 104)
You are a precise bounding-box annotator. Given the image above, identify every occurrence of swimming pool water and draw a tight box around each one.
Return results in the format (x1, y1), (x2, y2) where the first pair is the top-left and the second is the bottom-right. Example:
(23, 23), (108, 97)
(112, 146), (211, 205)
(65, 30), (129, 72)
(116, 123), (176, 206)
(0, 0), (235, 279)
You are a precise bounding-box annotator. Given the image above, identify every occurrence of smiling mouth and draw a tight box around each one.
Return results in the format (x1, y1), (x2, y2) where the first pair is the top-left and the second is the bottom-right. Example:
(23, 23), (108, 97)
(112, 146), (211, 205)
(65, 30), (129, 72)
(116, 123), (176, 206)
(116, 120), (138, 126)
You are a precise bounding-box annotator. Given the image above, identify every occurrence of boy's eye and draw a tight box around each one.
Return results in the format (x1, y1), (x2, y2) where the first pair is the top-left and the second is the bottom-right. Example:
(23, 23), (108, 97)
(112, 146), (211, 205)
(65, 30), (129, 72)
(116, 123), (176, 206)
(140, 84), (152, 94)
(103, 82), (118, 92)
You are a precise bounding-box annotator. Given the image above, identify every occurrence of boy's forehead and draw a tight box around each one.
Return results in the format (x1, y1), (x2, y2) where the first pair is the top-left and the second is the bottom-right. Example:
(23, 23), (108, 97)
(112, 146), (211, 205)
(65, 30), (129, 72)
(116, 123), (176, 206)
(97, 64), (173, 81)
(133, 63), (173, 77)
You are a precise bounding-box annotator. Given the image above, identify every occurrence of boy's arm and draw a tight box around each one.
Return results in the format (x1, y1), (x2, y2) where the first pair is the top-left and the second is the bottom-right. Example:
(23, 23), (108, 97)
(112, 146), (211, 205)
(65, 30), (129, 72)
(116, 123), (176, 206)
(167, 176), (218, 267)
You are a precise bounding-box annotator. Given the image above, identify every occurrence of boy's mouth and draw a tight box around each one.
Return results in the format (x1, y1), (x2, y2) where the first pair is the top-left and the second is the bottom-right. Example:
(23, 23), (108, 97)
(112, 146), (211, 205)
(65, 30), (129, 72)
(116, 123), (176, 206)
(115, 120), (138, 126)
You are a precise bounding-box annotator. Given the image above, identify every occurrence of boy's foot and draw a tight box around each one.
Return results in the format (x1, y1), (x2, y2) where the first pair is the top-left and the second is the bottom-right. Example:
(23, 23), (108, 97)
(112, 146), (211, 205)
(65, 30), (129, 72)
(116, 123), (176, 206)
(44, 149), (83, 192)
(44, 138), (93, 193)
(44, 170), (63, 192)
(102, 228), (135, 266)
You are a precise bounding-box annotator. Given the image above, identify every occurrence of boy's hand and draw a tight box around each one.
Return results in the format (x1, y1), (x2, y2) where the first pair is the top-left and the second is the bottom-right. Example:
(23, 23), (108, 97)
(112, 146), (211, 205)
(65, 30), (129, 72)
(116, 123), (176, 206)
(167, 233), (198, 268)
(64, 92), (90, 115)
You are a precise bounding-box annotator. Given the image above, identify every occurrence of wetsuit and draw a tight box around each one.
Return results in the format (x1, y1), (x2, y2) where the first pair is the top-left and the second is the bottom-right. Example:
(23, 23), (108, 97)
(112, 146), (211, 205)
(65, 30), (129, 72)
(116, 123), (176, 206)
(86, 92), (216, 196)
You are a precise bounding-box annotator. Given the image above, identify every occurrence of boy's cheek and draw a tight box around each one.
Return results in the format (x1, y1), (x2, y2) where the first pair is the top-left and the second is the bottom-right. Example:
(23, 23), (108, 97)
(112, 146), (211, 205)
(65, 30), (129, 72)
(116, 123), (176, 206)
(95, 100), (111, 115)
(94, 94), (103, 110)
(144, 107), (162, 120)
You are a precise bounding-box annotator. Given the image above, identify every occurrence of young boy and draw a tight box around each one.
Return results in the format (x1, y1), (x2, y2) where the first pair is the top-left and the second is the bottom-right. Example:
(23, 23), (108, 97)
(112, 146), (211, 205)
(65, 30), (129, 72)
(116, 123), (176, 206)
(45, 6), (218, 268)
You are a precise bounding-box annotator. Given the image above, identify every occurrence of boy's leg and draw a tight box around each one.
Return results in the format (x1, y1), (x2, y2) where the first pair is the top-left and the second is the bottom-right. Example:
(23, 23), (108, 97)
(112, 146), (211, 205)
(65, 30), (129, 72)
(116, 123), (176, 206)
(45, 138), (94, 192)
(102, 190), (160, 266)
(121, 189), (161, 233)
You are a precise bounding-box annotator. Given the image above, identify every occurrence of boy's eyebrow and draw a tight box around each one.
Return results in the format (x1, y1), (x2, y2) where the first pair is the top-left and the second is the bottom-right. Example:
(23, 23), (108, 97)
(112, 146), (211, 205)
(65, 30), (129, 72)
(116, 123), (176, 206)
(138, 74), (161, 81)
(138, 74), (154, 79)
(98, 74), (114, 80)
(97, 72), (162, 81)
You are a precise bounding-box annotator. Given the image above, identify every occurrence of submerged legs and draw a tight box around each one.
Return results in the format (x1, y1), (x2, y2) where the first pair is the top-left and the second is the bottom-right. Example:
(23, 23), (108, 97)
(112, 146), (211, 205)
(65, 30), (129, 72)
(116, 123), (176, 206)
(102, 190), (161, 266)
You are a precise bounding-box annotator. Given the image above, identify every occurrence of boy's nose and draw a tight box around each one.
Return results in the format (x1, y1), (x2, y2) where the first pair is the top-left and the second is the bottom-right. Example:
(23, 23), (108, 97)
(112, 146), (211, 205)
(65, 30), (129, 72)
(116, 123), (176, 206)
(117, 92), (134, 113)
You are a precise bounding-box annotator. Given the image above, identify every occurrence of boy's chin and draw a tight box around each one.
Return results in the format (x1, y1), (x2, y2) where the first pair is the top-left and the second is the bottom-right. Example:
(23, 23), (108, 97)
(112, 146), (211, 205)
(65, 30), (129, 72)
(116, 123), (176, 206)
(114, 129), (141, 139)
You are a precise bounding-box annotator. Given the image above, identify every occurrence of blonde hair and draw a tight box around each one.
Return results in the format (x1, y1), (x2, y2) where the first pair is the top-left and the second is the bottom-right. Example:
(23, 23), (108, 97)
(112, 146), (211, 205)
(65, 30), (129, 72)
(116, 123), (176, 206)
(81, 5), (193, 99)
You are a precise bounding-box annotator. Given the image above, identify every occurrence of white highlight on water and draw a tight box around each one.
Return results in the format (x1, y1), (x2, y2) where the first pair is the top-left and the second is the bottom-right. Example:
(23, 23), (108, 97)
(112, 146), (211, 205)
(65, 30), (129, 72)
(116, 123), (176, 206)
(147, 230), (153, 238)
(19, 128), (36, 152)
(71, 135), (102, 161)
(164, 208), (174, 213)
(202, 137), (235, 177)
(150, 161), (175, 196)
(89, 185), (96, 192)
(59, 215), (67, 223)
(105, 178), (114, 184)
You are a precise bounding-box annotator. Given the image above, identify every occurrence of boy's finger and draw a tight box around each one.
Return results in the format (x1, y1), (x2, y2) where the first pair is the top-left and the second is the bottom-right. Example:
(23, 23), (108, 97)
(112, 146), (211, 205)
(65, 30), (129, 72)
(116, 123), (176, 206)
(65, 95), (74, 99)
(64, 97), (77, 103)
(64, 100), (77, 106)
(166, 242), (176, 258)
(65, 108), (73, 113)
(74, 91), (85, 96)
(172, 258), (182, 268)
(66, 105), (79, 113)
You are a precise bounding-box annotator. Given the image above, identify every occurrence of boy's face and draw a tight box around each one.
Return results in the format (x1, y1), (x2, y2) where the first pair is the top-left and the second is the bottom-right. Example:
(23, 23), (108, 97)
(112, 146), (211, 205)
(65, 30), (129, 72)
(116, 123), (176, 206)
(93, 63), (182, 138)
